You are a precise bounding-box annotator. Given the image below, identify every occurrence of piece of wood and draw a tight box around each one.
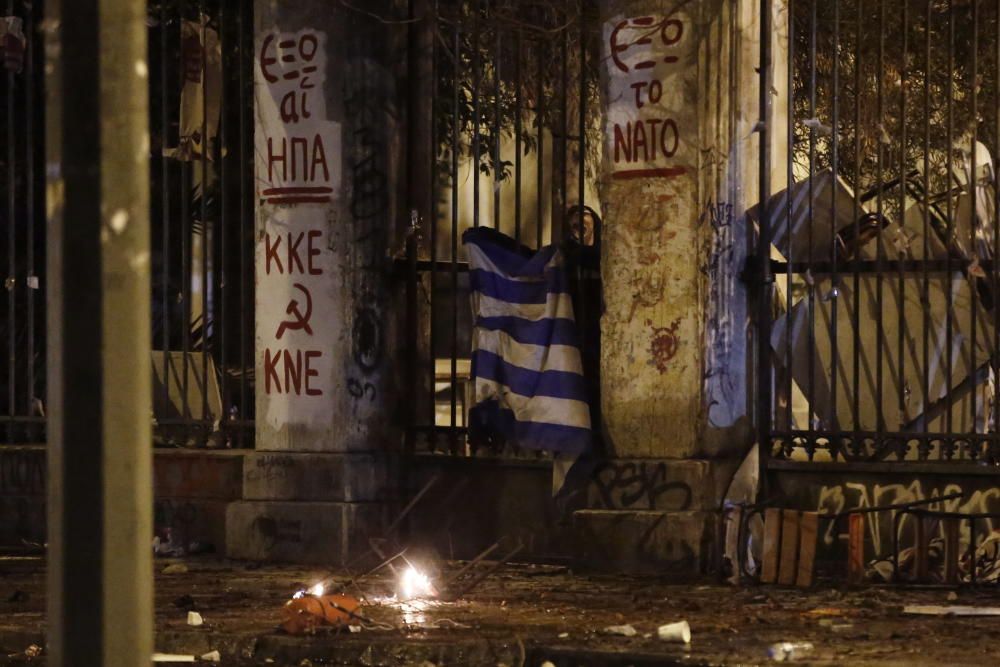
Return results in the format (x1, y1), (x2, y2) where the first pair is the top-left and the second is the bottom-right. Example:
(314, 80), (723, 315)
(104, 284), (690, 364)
(943, 519), (960, 585)
(724, 506), (743, 584)
(847, 513), (865, 583)
(914, 514), (929, 582)
(778, 510), (801, 585)
(796, 511), (819, 587)
(904, 605), (1000, 617)
(761, 508), (782, 584)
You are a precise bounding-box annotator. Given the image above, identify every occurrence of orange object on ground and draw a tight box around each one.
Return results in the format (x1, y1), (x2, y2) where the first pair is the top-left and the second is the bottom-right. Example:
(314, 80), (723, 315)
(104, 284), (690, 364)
(281, 594), (361, 635)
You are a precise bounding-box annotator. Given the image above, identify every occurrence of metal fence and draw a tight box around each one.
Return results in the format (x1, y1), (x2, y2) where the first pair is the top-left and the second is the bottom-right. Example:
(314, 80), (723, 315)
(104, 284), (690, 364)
(757, 0), (1000, 466)
(404, 0), (600, 458)
(0, 0), (256, 447)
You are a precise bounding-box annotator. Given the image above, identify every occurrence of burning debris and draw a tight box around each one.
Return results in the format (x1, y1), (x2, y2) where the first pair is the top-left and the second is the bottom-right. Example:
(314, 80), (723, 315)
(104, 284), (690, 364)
(282, 592), (363, 635)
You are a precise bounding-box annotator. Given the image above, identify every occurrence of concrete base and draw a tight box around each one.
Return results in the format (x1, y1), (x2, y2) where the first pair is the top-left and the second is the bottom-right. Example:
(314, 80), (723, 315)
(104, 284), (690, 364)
(408, 455), (574, 561)
(586, 458), (733, 511)
(242, 451), (391, 502)
(225, 500), (387, 564)
(572, 509), (717, 575)
(154, 449), (244, 499)
(0, 447), (246, 552)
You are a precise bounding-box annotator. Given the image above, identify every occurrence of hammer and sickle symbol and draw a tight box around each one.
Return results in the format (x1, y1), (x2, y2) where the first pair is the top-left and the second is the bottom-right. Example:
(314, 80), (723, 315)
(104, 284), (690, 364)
(275, 283), (314, 340)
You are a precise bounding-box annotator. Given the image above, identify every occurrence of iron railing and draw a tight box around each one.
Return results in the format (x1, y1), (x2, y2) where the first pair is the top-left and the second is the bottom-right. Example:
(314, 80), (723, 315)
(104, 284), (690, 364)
(757, 0), (1000, 466)
(405, 0), (600, 458)
(0, 0), (256, 447)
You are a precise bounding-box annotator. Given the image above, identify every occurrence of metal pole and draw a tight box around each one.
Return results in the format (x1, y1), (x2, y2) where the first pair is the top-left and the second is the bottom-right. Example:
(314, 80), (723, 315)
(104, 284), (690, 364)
(45, 0), (153, 662)
(756, 0), (773, 501)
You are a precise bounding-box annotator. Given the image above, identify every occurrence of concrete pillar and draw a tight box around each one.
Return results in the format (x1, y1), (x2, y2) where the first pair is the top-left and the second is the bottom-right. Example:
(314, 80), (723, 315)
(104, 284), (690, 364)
(575, 0), (787, 574)
(45, 0), (153, 663)
(227, 0), (407, 564)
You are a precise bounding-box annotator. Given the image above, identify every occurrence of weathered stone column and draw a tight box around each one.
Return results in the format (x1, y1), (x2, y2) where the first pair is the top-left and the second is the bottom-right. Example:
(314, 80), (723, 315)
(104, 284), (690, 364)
(575, 0), (787, 573)
(227, 1), (406, 564)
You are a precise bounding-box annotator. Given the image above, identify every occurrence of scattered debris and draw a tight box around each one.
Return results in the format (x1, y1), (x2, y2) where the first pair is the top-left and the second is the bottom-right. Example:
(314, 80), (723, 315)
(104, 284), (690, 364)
(163, 563), (189, 575)
(768, 642), (814, 661)
(947, 591), (959, 602)
(903, 605), (1000, 616)
(602, 624), (638, 637)
(802, 607), (846, 618)
(558, 632), (569, 639)
(153, 531), (186, 558)
(187, 611), (204, 626)
(200, 650), (221, 662)
(657, 620), (691, 644)
(282, 593), (362, 635)
(23, 645), (42, 658)
(152, 654), (195, 663)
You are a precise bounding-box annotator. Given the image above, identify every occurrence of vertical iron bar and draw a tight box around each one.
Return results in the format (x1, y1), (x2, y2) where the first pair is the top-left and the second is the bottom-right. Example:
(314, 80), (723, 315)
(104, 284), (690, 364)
(876, 0), (885, 441)
(450, 26), (460, 452)
(219, 0), (228, 443)
(806, 0), (816, 456)
(560, 23), (568, 240)
(969, 0), (979, 457)
(7, 0), (17, 442)
(757, 0), (774, 499)
(830, 0), (840, 457)
(180, 3), (192, 435)
(429, 1), (439, 450)
(472, 0), (481, 229)
(537, 39), (545, 248)
(994, 0), (1000, 458)
(25, 0), (36, 432)
(161, 0), (172, 444)
(515, 29), (523, 243)
(238, 0), (248, 446)
(922, 0), (931, 459)
(945, 0), (954, 457)
(493, 29), (501, 231)
(852, 0), (862, 453)
(896, 0), (908, 459)
(200, 1), (210, 444)
(578, 1), (586, 227)
(785, 0), (794, 441)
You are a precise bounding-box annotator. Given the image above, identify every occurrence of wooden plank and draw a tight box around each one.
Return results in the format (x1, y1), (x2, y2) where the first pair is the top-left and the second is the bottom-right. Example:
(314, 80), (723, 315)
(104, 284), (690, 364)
(761, 508), (782, 584)
(914, 514), (929, 582)
(943, 519), (960, 585)
(847, 513), (865, 583)
(724, 506), (744, 584)
(795, 511), (819, 588)
(777, 510), (800, 585)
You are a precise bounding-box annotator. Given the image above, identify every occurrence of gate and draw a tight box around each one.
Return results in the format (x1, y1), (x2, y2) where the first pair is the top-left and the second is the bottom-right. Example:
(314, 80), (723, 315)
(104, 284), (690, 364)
(404, 0), (600, 458)
(0, 0), (256, 447)
(756, 0), (1000, 468)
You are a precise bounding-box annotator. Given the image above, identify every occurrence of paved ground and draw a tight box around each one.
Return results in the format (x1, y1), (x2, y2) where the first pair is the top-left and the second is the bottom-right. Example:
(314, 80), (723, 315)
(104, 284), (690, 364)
(3, 554), (1000, 665)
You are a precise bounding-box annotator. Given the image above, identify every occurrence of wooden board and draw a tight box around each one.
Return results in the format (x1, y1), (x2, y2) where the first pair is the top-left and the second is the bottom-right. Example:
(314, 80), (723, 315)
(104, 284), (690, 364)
(777, 510), (800, 586)
(795, 511), (819, 588)
(847, 513), (865, 583)
(761, 508), (782, 584)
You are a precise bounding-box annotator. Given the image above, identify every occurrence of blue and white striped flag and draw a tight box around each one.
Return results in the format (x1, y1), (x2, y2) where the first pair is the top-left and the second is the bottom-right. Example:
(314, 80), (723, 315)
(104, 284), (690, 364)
(463, 227), (592, 455)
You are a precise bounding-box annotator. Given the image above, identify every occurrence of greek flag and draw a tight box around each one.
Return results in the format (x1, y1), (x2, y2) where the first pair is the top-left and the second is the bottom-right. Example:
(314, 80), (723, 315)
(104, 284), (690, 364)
(463, 227), (592, 455)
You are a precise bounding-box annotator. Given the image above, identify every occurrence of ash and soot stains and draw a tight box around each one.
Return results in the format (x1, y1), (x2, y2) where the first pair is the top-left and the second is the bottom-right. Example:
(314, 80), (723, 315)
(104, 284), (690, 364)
(351, 306), (383, 374)
(648, 318), (681, 374)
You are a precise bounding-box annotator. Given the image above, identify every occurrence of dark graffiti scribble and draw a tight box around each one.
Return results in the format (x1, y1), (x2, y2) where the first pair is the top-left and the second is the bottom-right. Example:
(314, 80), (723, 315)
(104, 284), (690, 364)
(590, 461), (693, 510)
